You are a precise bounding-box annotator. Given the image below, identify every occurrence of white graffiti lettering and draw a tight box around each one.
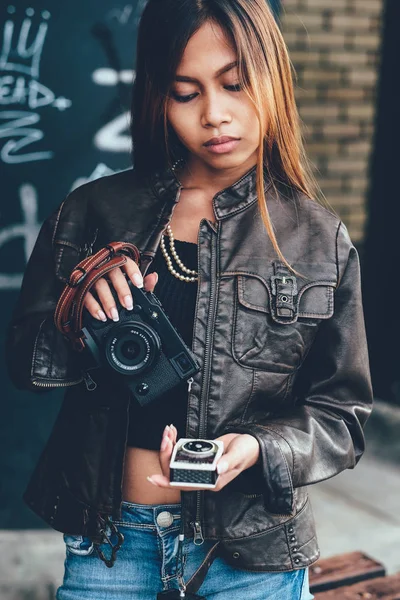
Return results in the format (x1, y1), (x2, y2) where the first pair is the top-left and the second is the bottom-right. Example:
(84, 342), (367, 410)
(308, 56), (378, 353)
(107, 5), (134, 26)
(92, 68), (135, 86)
(0, 13), (48, 79)
(94, 111), (131, 153)
(0, 164), (117, 289)
(0, 182), (40, 289)
(91, 2), (142, 154)
(0, 110), (53, 163)
(71, 162), (116, 190)
(0, 7), (71, 164)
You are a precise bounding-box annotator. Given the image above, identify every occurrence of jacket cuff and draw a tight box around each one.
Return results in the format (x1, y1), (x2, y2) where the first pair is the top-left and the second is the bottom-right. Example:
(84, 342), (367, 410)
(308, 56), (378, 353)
(223, 424), (294, 515)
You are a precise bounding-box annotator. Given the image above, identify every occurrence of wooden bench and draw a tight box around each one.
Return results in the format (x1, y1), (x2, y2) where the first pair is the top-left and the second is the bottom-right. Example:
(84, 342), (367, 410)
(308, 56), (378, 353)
(308, 551), (400, 599)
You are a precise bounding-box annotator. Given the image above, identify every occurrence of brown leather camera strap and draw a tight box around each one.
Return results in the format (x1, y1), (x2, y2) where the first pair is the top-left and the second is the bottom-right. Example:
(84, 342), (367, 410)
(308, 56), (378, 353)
(185, 541), (220, 596)
(54, 241), (140, 351)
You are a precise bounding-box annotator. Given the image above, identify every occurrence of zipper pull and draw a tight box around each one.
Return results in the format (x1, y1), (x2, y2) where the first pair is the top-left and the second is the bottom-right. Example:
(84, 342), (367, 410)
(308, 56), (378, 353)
(192, 521), (204, 545)
(187, 377), (194, 393)
(82, 371), (97, 391)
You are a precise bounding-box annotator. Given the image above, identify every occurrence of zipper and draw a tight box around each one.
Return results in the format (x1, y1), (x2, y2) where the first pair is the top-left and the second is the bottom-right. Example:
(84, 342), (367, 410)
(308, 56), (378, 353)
(192, 520), (205, 545)
(32, 376), (83, 388)
(82, 371), (97, 391)
(198, 229), (217, 437)
(32, 369), (97, 391)
(190, 221), (218, 546)
(242, 494), (263, 499)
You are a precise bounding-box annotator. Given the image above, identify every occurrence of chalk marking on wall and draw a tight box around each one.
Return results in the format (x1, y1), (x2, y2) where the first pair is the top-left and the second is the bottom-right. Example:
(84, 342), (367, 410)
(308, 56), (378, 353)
(0, 182), (40, 289)
(107, 5), (134, 26)
(71, 163), (116, 191)
(0, 110), (53, 163)
(0, 162), (119, 290)
(0, 9), (71, 163)
(92, 68), (135, 86)
(94, 111), (131, 152)
(91, 65), (136, 152)
(0, 10), (49, 78)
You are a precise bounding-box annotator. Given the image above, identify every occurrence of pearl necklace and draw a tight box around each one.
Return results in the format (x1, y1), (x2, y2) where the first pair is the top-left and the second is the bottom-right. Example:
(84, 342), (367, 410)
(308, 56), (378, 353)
(160, 225), (198, 282)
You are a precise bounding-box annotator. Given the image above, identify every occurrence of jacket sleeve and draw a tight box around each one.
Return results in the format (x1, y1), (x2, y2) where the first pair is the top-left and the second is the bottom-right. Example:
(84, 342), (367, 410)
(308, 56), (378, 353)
(5, 198), (83, 393)
(224, 222), (373, 514)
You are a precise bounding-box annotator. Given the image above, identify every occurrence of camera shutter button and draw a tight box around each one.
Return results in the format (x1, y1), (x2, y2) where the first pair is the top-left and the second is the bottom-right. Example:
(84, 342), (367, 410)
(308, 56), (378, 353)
(156, 511), (174, 527)
(136, 383), (150, 395)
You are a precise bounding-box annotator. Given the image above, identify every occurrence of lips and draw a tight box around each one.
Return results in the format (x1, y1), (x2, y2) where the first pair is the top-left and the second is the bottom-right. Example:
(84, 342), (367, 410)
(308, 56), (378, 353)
(204, 135), (239, 146)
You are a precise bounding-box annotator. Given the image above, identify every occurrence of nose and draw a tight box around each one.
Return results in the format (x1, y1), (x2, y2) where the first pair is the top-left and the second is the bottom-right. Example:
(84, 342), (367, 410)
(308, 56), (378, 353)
(201, 90), (232, 128)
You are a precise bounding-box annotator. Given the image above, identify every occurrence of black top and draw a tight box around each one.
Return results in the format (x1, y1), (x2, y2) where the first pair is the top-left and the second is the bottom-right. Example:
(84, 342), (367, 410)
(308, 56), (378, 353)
(126, 237), (198, 450)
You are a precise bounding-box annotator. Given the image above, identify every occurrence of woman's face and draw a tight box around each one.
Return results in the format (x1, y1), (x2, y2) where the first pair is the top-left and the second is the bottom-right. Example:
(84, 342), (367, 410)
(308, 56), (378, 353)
(167, 20), (260, 174)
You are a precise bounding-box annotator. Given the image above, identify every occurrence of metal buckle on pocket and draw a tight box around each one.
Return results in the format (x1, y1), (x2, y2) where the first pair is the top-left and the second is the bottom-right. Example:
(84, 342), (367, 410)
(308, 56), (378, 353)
(270, 275), (298, 322)
(271, 275), (298, 297)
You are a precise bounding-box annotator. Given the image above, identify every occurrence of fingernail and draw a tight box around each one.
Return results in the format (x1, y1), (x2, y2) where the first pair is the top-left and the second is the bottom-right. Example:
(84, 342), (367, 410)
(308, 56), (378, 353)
(97, 310), (107, 322)
(111, 307), (119, 322)
(217, 461), (228, 475)
(124, 295), (133, 310)
(147, 476), (158, 486)
(132, 273), (144, 288)
(169, 423), (174, 429)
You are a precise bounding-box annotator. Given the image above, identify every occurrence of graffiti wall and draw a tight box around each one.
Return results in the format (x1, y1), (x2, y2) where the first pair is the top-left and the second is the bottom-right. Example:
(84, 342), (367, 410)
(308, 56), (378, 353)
(0, 1), (147, 529)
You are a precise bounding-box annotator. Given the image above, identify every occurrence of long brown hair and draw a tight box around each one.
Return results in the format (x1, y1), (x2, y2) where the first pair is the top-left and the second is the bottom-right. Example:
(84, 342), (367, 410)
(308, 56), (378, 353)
(131, 0), (321, 269)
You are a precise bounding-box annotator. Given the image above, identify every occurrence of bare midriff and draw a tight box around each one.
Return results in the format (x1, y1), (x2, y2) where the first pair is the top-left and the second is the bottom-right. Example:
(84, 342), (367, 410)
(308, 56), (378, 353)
(122, 447), (181, 504)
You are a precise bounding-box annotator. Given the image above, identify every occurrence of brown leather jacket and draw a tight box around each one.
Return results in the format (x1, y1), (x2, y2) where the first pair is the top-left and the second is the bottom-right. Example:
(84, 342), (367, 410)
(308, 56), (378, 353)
(6, 164), (373, 572)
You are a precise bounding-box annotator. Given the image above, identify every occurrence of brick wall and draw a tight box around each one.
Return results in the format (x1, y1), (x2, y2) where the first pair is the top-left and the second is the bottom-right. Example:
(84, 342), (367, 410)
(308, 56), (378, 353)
(280, 0), (384, 243)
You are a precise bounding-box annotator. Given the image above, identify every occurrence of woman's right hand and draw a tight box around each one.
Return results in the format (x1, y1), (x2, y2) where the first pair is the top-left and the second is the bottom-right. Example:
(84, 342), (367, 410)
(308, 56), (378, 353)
(83, 257), (158, 322)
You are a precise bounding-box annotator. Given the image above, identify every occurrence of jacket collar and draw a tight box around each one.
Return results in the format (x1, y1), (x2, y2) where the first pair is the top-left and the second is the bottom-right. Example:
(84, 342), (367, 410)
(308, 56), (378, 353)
(150, 163), (272, 220)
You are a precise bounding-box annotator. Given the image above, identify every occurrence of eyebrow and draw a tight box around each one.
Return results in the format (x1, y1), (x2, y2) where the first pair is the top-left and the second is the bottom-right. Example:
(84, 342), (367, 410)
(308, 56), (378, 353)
(174, 60), (238, 83)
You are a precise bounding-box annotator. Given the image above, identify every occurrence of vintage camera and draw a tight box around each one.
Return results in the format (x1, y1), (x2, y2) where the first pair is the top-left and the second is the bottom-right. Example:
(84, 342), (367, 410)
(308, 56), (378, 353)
(169, 439), (224, 489)
(80, 281), (200, 406)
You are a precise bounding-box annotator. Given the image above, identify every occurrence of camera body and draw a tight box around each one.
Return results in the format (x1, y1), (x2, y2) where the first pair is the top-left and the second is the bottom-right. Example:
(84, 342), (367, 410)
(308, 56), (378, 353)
(169, 439), (224, 489)
(80, 280), (200, 405)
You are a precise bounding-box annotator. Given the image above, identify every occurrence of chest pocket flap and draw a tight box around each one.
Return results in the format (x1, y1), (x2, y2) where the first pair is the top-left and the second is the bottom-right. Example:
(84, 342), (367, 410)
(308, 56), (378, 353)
(233, 273), (336, 372)
(237, 274), (335, 323)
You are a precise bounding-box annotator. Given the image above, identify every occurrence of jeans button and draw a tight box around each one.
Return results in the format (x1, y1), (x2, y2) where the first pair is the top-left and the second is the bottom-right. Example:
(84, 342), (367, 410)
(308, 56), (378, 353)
(157, 511), (174, 527)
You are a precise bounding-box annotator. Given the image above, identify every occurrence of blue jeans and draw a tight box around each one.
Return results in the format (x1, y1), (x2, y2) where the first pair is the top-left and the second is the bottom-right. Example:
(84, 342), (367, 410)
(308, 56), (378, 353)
(56, 501), (314, 600)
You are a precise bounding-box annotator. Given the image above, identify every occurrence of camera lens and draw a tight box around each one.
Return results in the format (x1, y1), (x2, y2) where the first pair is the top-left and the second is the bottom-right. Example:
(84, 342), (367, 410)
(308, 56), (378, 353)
(121, 340), (141, 361)
(104, 322), (161, 375)
(182, 440), (217, 457)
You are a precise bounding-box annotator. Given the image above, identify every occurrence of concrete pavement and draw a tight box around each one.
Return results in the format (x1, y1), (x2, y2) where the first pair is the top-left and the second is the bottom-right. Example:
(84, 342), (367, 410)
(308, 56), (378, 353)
(310, 450), (400, 575)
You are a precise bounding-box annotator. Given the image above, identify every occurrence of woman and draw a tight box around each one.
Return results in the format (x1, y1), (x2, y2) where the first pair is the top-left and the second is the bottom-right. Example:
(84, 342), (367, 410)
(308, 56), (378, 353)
(6, 1), (373, 599)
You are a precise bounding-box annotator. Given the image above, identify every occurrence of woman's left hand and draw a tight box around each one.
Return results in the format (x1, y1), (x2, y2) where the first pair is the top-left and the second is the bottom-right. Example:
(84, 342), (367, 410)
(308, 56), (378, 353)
(147, 425), (260, 492)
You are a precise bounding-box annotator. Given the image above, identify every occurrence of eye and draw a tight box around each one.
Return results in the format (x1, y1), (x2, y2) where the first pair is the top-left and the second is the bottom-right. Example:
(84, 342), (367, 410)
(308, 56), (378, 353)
(170, 83), (242, 103)
(171, 92), (198, 103)
(225, 84), (242, 92)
